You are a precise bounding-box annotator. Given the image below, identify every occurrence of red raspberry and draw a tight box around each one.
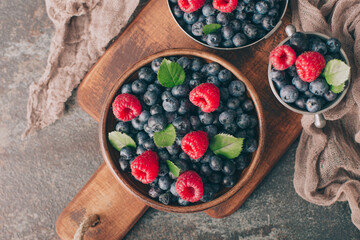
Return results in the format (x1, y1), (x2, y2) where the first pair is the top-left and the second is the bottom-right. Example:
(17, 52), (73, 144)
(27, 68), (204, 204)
(130, 150), (159, 184)
(189, 83), (220, 113)
(295, 51), (326, 82)
(213, 0), (238, 13)
(178, 0), (206, 13)
(112, 93), (141, 121)
(269, 45), (297, 70)
(181, 131), (208, 159)
(176, 170), (204, 202)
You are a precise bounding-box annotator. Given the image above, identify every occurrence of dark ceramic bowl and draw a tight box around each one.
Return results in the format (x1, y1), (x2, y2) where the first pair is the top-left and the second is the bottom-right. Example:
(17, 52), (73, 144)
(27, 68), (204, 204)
(100, 49), (265, 213)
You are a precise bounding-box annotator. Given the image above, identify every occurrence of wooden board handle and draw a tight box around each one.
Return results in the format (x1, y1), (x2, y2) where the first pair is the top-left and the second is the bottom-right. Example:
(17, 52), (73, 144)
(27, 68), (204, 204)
(55, 163), (148, 240)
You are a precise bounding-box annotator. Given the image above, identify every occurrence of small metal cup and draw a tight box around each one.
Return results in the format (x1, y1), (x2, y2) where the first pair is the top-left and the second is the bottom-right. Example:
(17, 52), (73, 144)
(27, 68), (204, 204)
(268, 25), (351, 128)
(167, 0), (289, 51)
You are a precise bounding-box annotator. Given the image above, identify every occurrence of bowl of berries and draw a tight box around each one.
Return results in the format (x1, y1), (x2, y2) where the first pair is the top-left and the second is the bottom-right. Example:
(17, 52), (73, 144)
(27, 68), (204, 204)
(100, 49), (265, 212)
(268, 25), (351, 128)
(168, 0), (288, 50)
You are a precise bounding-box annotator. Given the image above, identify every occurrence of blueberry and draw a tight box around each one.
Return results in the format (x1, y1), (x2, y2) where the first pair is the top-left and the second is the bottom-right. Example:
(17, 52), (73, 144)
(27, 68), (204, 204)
(202, 3), (216, 16)
(147, 84), (162, 95)
(236, 1), (246, 11)
(189, 78), (201, 89)
(119, 146), (135, 160)
(295, 95), (306, 109)
(222, 175), (236, 188)
(137, 111), (149, 124)
(218, 89), (229, 103)
(257, 28), (267, 38)
(172, 85), (189, 97)
(241, 99), (254, 112)
(220, 26), (234, 40)
(136, 131), (148, 145)
(280, 85), (299, 103)
(270, 69), (287, 89)
(255, 1), (269, 14)
(265, 0), (279, 8)
(206, 75), (221, 87)
(262, 16), (276, 31)
(131, 79), (147, 94)
(309, 78), (329, 96)
(188, 116), (200, 130)
(306, 97), (322, 112)
(304, 90), (315, 98)
(268, 8), (279, 17)
(249, 115), (258, 128)
(150, 104), (163, 115)
(244, 138), (258, 152)
(217, 70), (232, 84)
(158, 175), (172, 190)
(217, 12), (230, 25)
(170, 182), (178, 197)
(161, 90), (172, 101)
(166, 144), (180, 155)
(206, 62), (221, 76)
(177, 56), (192, 70)
(163, 96), (180, 112)
(143, 138), (155, 150)
(200, 184), (215, 202)
(229, 80), (246, 96)
(173, 158), (189, 173)
(158, 150), (170, 162)
(115, 121), (130, 133)
(222, 160), (236, 176)
(223, 123), (238, 132)
(172, 116), (191, 135)
(156, 162), (168, 176)
(234, 154), (250, 170)
(206, 33), (222, 46)
(232, 33), (248, 47)
(118, 157), (129, 171)
(131, 118), (144, 130)
(168, 56), (178, 62)
(143, 91), (158, 106)
(311, 40), (328, 55)
(324, 90), (337, 102)
(235, 107), (243, 116)
(209, 156), (223, 171)
(191, 58), (204, 72)
(245, 2), (256, 13)
(158, 192), (171, 205)
(199, 112), (214, 125)
(121, 83), (132, 94)
(287, 65), (297, 77)
(230, 19), (242, 32)
(326, 38), (341, 53)
(206, 15), (217, 25)
(138, 67), (155, 83)
(172, 5), (183, 19)
(203, 125), (218, 139)
(235, 10), (247, 21)
(136, 145), (146, 155)
(324, 55), (335, 62)
(200, 163), (213, 177)
(149, 186), (163, 198)
(221, 39), (234, 48)
(292, 76), (309, 92)
(151, 58), (163, 73)
(219, 110), (236, 125)
(148, 114), (167, 132)
(183, 12), (198, 25)
(227, 97), (241, 109)
(252, 13), (264, 24)
(237, 113), (251, 129)
(243, 23), (258, 39)
(208, 172), (222, 184)
(198, 15), (206, 23)
(178, 197), (190, 206)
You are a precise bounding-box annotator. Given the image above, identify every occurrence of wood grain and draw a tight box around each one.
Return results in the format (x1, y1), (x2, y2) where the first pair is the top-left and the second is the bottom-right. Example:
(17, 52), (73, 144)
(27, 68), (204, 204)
(56, 0), (302, 239)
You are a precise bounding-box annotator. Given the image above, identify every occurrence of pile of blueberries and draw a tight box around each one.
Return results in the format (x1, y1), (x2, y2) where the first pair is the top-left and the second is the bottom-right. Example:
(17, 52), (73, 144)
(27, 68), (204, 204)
(169, 0), (285, 48)
(113, 55), (259, 205)
(270, 34), (344, 112)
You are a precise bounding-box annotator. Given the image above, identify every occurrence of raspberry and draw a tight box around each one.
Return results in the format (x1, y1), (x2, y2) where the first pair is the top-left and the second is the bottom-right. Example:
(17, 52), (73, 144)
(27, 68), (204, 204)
(213, 0), (238, 13)
(131, 150), (159, 184)
(176, 170), (204, 202)
(189, 83), (220, 112)
(112, 93), (141, 121)
(181, 131), (208, 159)
(295, 51), (326, 82)
(178, 0), (206, 13)
(269, 45), (297, 70)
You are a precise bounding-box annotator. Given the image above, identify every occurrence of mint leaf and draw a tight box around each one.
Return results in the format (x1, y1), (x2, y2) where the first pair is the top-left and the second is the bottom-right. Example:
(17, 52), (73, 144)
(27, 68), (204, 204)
(166, 160), (181, 178)
(157, 59), (185, 88)
(153, 124), (176, 148)
(209, 133), (244, 159)
(203, 24), (221, 35)
(108, 131), (136, 151)
(323, 59), (350, 87)
(330, 83), (345, 94)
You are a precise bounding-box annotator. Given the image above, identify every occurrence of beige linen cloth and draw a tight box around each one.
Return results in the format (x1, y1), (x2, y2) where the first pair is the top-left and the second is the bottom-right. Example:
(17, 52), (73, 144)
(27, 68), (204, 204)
(24, 0), (139, 136)
(291, 0), (360, 230)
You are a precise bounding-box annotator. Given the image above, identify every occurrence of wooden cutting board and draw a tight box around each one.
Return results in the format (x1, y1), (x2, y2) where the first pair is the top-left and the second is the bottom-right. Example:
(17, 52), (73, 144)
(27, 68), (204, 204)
(56, 0), (302, 239)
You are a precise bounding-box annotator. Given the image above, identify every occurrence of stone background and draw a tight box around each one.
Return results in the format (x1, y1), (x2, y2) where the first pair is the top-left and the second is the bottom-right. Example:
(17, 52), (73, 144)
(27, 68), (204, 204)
(0, 0), (359, 239)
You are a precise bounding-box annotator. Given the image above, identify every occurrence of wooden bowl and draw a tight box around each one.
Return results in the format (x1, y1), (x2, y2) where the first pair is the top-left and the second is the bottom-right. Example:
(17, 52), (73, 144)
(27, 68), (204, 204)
(100, 49), (265, 213)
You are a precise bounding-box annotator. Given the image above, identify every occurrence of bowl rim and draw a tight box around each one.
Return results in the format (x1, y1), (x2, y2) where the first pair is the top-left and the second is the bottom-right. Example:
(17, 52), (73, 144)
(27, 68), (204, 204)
(267, 31), (351, 115)
(167, 0), (289, 51)
(99, 49), (266, 213)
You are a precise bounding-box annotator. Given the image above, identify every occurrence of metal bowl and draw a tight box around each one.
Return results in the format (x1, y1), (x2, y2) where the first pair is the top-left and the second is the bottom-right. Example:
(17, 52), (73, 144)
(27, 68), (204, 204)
(268, 25), (351, 128)
(168, 0), (289, 50)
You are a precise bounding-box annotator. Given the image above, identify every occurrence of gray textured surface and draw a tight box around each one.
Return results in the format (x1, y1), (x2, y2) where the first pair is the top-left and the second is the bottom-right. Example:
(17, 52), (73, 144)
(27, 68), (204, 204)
(0, 1), (359, 239)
